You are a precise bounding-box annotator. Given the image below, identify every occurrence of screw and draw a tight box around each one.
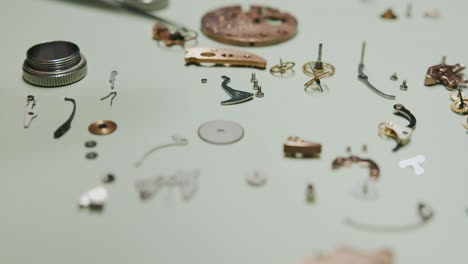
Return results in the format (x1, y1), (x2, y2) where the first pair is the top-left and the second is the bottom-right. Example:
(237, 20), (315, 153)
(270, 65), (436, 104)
(253, 79), (259, 90)
(400, 80), (408, 90)
(250, 73), (256, 83)
(362, 144), (368, 153)
(201, 78), (207, 83)
(306, 184), (315, 203)
(390, 73), (398, 81)
(255, 86), (264, 98)
(85, 140), (97, 148)
(314, 43), (323, 70)
(86, 152), (98, 160)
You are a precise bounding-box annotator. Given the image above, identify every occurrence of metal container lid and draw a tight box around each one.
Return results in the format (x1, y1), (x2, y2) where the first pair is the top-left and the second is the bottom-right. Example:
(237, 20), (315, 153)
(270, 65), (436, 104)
(23, 41), (87, 87)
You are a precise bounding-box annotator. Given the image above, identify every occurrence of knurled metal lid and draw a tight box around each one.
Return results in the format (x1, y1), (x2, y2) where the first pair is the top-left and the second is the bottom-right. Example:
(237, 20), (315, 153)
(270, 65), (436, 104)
(22, 41), (87, 87)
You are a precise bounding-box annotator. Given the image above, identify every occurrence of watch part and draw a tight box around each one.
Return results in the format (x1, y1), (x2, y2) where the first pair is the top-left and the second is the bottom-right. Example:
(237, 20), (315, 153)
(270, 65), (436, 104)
(332, 155), (380, 178)
(100, 91), (117, 107)
(399, 155), (425, 175)
(79, 186), (108, 209)
(23, 41), (87, 87)
(400, 80), (408, 90)
(450, 90), (464, 101)
(381, 8), (397, 19)
(283, 137), (322, 158)
(109, 70), (118, 89)
(255, 86), (264, 98)
(134, 135), (188, 168)
(86, 152), (98, 160)
(201, 5), (298, 47)
(88, 120), (117, 135)
(84, 140), (97, 148)
(424, 57), (467, 88)
(201, 78), (207, 83)
(102, 173), (116, 184)
(378, 104), (416, 152)
(345, 202), (434, 233)
(220, 75), (254, 105)
(185, 47), (267, 69)
(306, 184), (316, 204)
(451, 99), (468, 115)
(358, 42), (396, 100)
(54, 97), (76, 139)
(299, 247), (393, 264)
(390, 72), (398, 81)
(270, 58), (295, 76)
(246, 171), (267, 186)
(198, 120), (244, 145)
(24, 95), (37, 128)
(153, 22), (198, 47)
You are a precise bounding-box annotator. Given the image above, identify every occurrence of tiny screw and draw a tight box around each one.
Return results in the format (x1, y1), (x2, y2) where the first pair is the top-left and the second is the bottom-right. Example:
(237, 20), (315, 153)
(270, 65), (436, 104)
(306, 184), (316, 203)
(86, 152), (98, 160)
(400, 80), (408, 90)
(250, 73), (256, 83)
(201, 78), (207, 83)
(85, 140), (97, 148)
(255, 86), (264, 98)
(253, 80), (259, 90)
(390, 73), (398, 81)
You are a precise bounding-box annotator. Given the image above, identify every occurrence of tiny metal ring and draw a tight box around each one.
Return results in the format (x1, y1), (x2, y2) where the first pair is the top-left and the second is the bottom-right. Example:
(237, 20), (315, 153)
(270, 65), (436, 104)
(302, 62), (336, 78)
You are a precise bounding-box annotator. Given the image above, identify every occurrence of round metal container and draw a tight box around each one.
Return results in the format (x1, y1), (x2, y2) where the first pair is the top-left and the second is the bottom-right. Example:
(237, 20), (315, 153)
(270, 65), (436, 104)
(23, 41), (87, 87)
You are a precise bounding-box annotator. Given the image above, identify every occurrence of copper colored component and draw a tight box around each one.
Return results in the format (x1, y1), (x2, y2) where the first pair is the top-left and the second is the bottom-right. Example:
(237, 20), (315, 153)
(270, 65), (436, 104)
(201, 5), (298, 47)
(425, 58), (468, 88)
(152, 22), (197, 47)
(88, 120), (117, 135)
(381, 8), (397, 20)
(300, 247), (393, 264)
(185, 47), (267, 69)
(332, 155), (380, 178)
(283, 137), (322, 157)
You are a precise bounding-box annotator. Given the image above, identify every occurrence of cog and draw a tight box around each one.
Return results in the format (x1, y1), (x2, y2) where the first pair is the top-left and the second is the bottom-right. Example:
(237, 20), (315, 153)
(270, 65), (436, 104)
(451, 99), (468, 115)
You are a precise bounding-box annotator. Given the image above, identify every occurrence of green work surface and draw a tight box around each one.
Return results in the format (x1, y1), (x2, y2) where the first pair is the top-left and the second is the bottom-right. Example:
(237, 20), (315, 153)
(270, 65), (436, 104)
(1, 0), (466, 263)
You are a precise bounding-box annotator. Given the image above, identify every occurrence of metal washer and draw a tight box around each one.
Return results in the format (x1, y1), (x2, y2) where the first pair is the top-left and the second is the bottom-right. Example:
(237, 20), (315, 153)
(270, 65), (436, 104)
(198, 120), (244, 144)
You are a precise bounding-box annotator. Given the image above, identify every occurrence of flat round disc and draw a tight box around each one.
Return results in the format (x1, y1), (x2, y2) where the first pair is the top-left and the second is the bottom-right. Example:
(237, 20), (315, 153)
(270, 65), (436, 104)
(198, 120), (244, 144)
(201, 5), (298, 47)
(88, 120), (117, 135)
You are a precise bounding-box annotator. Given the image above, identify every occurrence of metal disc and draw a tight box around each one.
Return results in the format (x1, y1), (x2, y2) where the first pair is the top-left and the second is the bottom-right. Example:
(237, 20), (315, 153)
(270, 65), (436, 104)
(198, 120), (244, 144)
(88, 120), (117, 135)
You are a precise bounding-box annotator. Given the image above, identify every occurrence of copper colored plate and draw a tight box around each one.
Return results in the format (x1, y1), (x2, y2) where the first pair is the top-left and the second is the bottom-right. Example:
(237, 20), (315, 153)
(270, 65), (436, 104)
(88, 120), (117, 135)
(201, 5), (298, 47)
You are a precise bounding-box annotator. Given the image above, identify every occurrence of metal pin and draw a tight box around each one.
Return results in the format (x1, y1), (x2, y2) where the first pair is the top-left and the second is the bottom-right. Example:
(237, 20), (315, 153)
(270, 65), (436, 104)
(306, 184), (315, 203)
(441, 56), (447, 65)
(400, 80), (408, 90)
(253, 79), (259, 90)
(250, 72), (256, 83)
(390, 73), (398, 81)
(362, 144), (368, 153)
(314, 43), (323, 70)
(255, 86), (264, 98)
(360, 42), (366, 65)
(109, 70), (118, 89)
(458, 89), (466, 108)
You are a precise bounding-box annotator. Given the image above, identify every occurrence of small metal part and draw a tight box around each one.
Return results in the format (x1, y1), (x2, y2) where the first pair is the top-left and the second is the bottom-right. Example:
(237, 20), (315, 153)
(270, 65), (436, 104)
(255, 86), (264, 98)
(400, 80), (408, 90)
(283, 137), (322, 158)
(381, 8), (397, 20)
(332, 155), (380, 178)
(220, 76), (254, 105)
(345, 146), (352, 154)
(378, 104), (416, 152)
(201, 5), (298, 47)
(152, 22), (198, 47)
(102, 173), (115, 184)
(246, 171), (267, 186)
(24, 95), (37, 128)
(109, 71), (118, 89)
(88, 120), (118, 135)
(198, 120), (244, 145)
(303, 43), (336, 88)
(253, 79), (259, 91)
(100, 91), (117, 106)
(306, 184), (316, 203)
(450, 90), (464, 101)
(86, 152), (98, 160)
(399, 155), (426, 175)
(270, 58), (295, 76)
(79, 186), (108, 209)
(134, 135), (188, 168)
(23, 41), (87, 87)
(451, 99), (468, 115)
(358, 42), (396, 100)
(424, 57), (467, 89)
(390, 72), (398, 81)
(135, 169), (200, 201)
(300, 247), (394, 264)
(53, 97), (76, 139)
(345, 202), (434, 232)
(250, 73), (256, 83)
(361, 144), (368, 153)
(185, 47), (267, 69)
(84, 140), (97, 148)
(201, 78), (207, 83)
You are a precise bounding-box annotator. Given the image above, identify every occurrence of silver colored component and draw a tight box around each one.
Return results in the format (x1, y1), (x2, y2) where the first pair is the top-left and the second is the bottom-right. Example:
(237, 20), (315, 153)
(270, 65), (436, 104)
(306, 184), (316, 203)
(109, 70), (118, 89)
(220, 76), (254, 105)
(84, 140), (97, 148)
(246, 171), (267, 186)
(250, 72), (256, 83)
(23, 41), (87, 87)
(399, 155), (426, 175)
(198, 120), (244, 145)
(79, 186), (108, 208)
(255, 86), (264, 98)
(314, 43), (323, 70)
(102, 173), (116, 184)
(358, 42), (396, 100)
(134, 135), (188, 168)
(86, 152), (98, 160)
(400, 80), (408, 90)
(390, 72), (398, 81)
(24, 95), (37, 128)
(100, 91), (117, 106)
(253, 79), (259, 90)
(201, 78), (207, 83)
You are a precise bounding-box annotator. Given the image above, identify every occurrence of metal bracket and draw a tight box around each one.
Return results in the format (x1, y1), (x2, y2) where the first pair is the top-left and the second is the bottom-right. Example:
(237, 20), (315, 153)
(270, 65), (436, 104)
(220, 76), (254, 105)
(379, 104), (416, 152)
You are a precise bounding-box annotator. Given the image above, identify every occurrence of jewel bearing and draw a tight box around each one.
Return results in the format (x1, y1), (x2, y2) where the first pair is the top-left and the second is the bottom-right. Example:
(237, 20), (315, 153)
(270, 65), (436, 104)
(23, 41), (87, 87)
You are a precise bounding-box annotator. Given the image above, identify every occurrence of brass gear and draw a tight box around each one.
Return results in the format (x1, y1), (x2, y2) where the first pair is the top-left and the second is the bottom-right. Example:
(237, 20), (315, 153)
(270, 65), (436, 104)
(451, 99), (468, 115)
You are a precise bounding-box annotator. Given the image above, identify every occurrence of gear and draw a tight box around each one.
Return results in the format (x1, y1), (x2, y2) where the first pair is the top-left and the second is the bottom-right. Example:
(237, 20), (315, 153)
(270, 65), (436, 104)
(451, 99), (468, 115)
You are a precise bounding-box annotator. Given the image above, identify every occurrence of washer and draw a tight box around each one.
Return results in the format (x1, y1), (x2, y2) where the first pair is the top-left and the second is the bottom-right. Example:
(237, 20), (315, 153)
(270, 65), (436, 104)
(198, 120), (244, 144)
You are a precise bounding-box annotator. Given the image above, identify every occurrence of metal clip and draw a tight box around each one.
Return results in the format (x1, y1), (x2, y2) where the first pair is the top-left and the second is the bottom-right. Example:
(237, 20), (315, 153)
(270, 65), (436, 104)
(220, 76), (254, 105)
(24, 95), (37, 128)
(378, 104), (416, 152)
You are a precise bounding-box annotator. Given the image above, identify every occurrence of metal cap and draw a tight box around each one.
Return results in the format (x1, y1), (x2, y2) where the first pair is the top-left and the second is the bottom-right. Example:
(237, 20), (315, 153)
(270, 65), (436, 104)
(23, 41), (87, 87)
